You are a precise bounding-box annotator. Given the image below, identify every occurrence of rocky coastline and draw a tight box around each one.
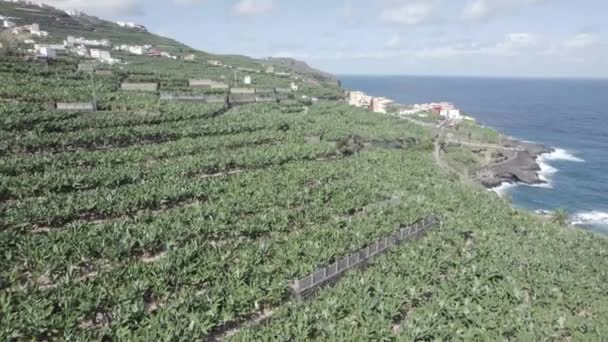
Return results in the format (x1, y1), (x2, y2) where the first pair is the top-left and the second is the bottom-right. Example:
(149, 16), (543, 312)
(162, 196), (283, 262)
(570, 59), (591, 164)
(478, 139), (553, 189)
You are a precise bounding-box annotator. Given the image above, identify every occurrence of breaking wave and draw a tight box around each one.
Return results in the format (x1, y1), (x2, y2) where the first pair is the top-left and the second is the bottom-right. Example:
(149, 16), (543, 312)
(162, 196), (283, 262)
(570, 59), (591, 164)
(541, 148), (585, 163)
(571, 211), (608, 226)
(535, 149), (584, 187)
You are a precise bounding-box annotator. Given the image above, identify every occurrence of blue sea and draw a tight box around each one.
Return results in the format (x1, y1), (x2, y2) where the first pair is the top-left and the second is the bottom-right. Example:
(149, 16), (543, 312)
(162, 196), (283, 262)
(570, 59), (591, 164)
(340, 75), (608, 235)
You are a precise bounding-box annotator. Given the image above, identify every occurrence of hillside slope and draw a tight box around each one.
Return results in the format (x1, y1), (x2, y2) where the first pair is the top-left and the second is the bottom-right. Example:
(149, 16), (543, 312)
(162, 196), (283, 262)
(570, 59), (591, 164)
(1, 2), (608, 341)
(263, 57), (337, 84)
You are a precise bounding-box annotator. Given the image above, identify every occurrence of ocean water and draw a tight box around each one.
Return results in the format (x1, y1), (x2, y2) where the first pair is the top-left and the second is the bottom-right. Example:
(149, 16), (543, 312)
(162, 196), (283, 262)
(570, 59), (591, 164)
(340, 75), (608, 235)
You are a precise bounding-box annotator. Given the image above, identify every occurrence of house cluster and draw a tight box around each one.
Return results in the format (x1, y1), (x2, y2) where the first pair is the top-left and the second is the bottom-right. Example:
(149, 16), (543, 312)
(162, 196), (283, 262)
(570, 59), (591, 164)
(63, 36), (120, 62)
(347, 90), (469, 123)
(348, 91), (394, 114)
(398, 102), (463, 121)
(66, 36), (110, 48)
(113, 44), (177, 59)
(6, 22), (48, 37)
(64, 9), (83, 17)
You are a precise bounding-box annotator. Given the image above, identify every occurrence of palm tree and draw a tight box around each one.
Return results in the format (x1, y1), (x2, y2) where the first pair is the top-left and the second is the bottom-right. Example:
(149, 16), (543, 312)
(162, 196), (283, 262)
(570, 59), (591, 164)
(552, 209), (570, 226)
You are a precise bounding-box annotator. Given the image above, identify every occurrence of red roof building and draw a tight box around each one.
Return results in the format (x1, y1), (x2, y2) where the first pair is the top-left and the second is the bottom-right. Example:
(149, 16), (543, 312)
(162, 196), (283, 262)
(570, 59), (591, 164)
(147, 48), (161, 57)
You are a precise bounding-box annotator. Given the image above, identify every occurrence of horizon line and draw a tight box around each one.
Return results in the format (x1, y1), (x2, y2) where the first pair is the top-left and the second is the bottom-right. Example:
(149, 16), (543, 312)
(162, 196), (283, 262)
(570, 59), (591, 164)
(335, 73), (608, 81)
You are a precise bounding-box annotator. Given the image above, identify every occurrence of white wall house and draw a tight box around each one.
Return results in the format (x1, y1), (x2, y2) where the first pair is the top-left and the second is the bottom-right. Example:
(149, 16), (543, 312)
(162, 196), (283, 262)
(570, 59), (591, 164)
(117, 21), (146, 30)
(371, 97), (393, 114)
(66, 36), (111, 48)
(3, 20), (16, 28)
(29, 23), (46, 37)
(348, 91), (372, 108)
(38, 47), (56, 59)
(243, 75), (252, 85)
(65, 9), (82, 17)
(440, 108), (462, 120)
(130, 46), (146, 55)
(90, 49), (118, 64)
(290, 82), (299, 91)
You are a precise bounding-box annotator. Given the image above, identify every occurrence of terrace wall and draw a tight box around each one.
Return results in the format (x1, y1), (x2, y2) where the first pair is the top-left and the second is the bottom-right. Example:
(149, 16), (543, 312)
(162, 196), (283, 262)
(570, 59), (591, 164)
(56, 102), (96, 111)
(121, 83), (158, 92)
(160, 93), (206, 102)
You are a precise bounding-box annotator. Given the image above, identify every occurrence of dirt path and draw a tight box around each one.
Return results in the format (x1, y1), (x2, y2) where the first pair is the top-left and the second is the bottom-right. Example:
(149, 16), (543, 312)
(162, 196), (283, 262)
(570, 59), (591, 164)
(445, 139), (524, 152)
(400, 116), (437, 128)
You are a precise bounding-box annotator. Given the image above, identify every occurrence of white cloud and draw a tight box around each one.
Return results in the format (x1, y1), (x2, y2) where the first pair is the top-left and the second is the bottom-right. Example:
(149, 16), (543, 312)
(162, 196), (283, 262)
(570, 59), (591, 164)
(232, 0), (274, 16)
(564, 33), (597, 49)
(343, 0), (353, 18)
(462, 0), (544, 21)
(380, 1), (435, 25)
(174, 0), (204, 4)
(386, 33), (401, 48)
(504, 32), (537, 47)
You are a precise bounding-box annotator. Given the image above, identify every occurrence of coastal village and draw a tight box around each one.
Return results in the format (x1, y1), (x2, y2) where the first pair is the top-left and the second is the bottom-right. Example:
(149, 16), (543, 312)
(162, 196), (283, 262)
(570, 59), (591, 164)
(347, 89), (473, 126)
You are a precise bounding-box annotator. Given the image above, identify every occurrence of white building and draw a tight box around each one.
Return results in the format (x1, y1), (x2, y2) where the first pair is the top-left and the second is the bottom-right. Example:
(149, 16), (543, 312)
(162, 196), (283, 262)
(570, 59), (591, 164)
(348, 91), (372, 108)
(29, 23), (39, 33)
(290, 82), (299, 91)
(73, 45), (89, 57)
(128, 45), (146, 55)
(90, 49), (117, 64)
(66, 36), (111, 48)
(38, 46), (56, 59)
(117, 21), (135, 28)
(117, 21), (146, 30)
(243, 75), (252, 85)
(114, 44), (148, 55)
(441, 109), (462, 121)
(3, 20), (16, 28)
(35, 43), (65, 51)
(65, 9), (82, 17)
(371, 97), (393, 114)
(265, 65), (274, 73)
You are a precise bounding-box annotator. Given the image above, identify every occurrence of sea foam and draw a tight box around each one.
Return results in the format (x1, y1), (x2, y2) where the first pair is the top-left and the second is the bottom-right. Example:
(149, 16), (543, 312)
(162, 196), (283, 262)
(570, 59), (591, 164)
(571, 211), (608, 226)
(534, 149), (584, 187)
(541, 148), (585, 163)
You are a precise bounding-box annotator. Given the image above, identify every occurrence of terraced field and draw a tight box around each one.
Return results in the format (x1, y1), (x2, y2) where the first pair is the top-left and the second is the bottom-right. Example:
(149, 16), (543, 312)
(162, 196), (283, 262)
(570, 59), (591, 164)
(1, 40), (608, 341)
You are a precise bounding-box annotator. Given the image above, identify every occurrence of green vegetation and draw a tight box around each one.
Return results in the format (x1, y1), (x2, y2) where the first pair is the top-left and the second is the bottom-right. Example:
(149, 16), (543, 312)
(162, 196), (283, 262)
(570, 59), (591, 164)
(454, 119), (502, 145)
(1, 3), (608, 340)
(443, 145), (485, 177)
(552, 209), (570, 226)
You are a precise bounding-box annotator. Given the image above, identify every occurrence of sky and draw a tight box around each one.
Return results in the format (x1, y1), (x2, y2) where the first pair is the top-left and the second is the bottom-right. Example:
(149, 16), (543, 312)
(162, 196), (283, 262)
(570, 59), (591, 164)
(40, 0), (608, 78)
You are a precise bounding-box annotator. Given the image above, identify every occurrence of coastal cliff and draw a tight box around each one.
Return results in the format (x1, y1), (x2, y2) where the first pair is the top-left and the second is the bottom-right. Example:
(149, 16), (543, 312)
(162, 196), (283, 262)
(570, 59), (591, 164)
(478, 139), (553, 188)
